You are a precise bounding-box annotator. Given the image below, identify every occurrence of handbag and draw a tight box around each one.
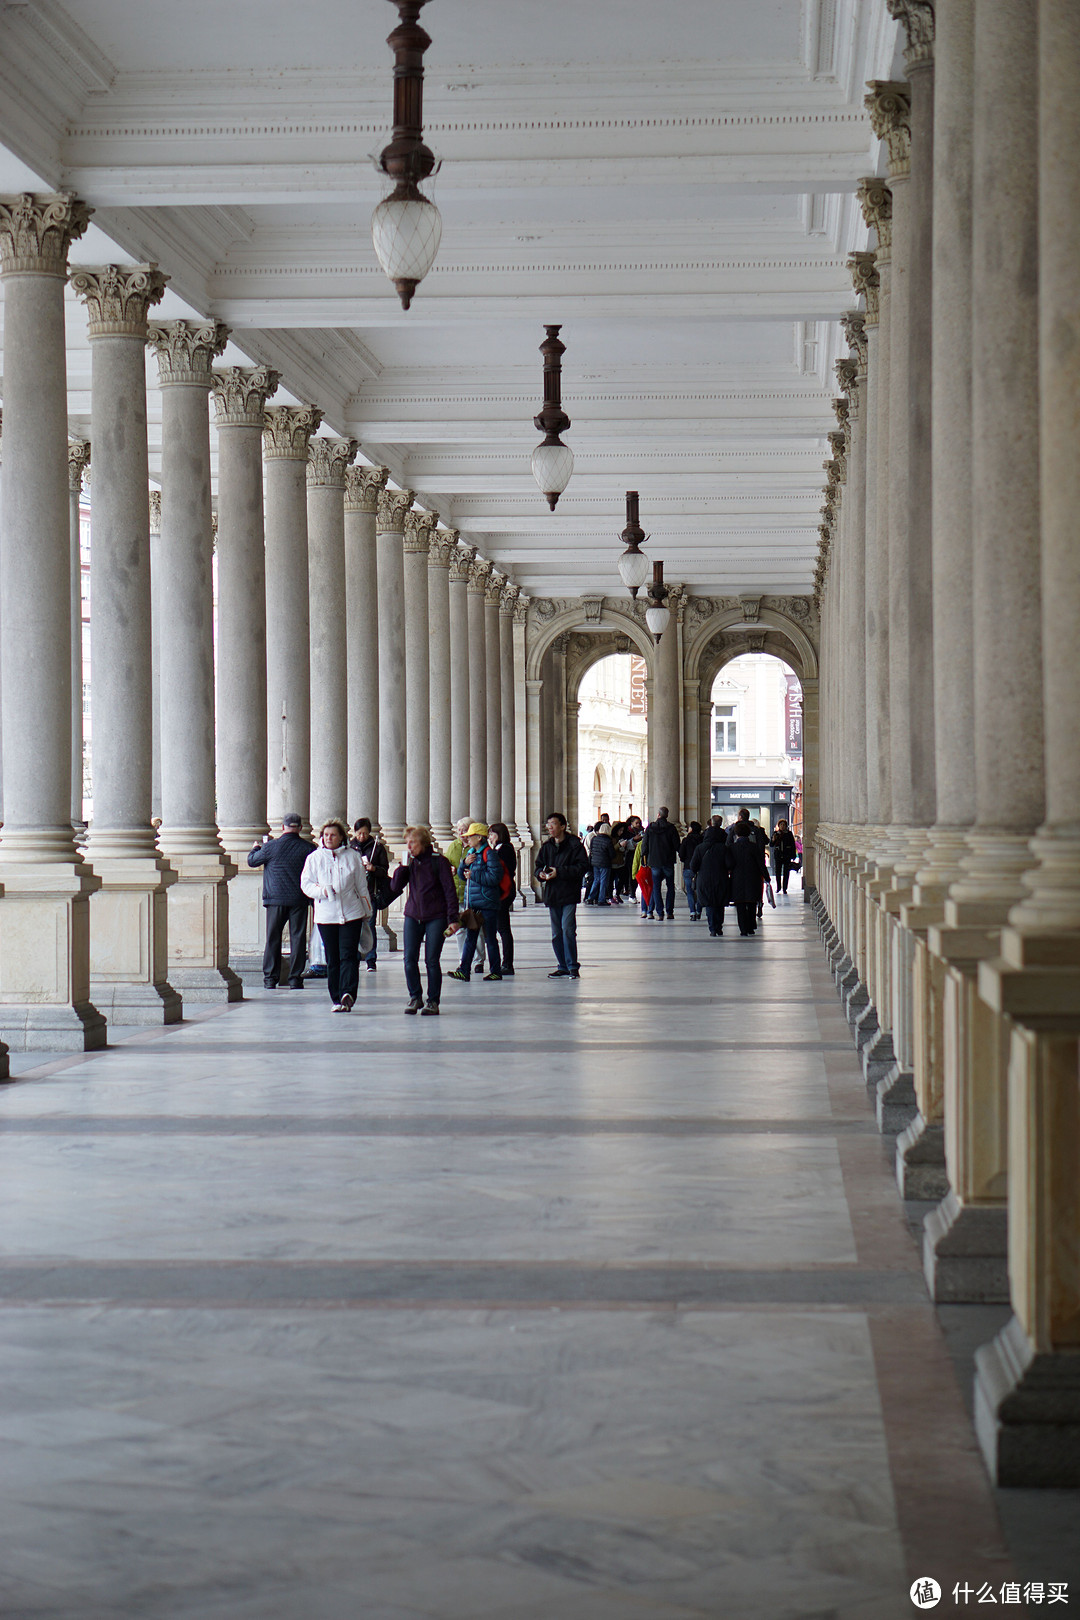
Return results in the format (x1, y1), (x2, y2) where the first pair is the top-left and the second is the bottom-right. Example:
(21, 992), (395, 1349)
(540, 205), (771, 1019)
(359, 917), (375, 956)
(460, 907), (483, 930)
(765, 881), (776, 908)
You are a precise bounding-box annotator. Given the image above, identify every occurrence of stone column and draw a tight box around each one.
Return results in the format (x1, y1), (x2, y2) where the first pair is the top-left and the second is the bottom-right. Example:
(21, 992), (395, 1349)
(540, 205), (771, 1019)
(149, 489), (162, 821)
(513, 595), (531, 847)
(858, 179), (894, 848)
(0, 192), (104, 1052)
(147, 318), (240, 1003)
(525, 670), (543, 875)
(71, 265), (180, 1023)
(650, 599), (681, 818)
(211, 365), (278, 960)
(551, 634), (568, 813)
(376, 485), (413, 854)
(427, 528), (454, 844)
(839, 328), (868, 829)
(403, 506), (436, 829)
(67, 439), (90, 830)
(343, 464), (388, 826)
(449, 542), (473, 821)
(484, 571), (504, 817)
(467, 557), (491, 817)
(263, 406), (321, 829)
(307, 436), (357, 828)
(499, 582), (518, 829)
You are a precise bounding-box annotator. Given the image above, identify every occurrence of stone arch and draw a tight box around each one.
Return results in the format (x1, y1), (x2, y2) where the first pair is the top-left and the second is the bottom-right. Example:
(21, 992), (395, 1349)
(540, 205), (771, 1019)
(526, 599), (655, 681)
(684, 603), (819, 692)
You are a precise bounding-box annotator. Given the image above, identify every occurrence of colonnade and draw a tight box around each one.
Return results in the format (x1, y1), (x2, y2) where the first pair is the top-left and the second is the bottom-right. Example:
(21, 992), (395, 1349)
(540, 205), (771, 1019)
(814, 0), (1080, 1485)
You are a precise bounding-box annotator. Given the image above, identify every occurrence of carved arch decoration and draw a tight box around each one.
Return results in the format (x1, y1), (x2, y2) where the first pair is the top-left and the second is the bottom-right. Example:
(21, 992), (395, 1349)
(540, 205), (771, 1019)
(526, 596), (656, 681)
(683, 597), (819, 695)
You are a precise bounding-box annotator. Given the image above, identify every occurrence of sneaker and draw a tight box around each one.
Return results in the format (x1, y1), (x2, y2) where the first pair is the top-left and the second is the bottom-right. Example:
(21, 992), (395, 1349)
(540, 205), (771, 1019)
(548, 968), (570, 978)
(307, 965), (328, 978)
(501, 968), (515, 976)
(366, 962), (377, 974)
(404, 997), (423, 1014)
(331, 1003), (347, 1013)
(449, 969), (470, 982)
(340, 993), (354, 1013)
(569, 969), (580, 979)
(482, 972), (502, 981)
(420, 1002), (440, 1016)
(666, 913), (675, 921)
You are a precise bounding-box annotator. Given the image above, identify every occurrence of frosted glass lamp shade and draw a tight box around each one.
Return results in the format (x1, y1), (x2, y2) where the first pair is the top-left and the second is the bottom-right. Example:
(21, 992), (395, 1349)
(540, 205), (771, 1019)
(531, 439), (574, 509)
(618, 546), (651, 594)
(372, 189), (442, 308)
(645, 602), (670, 641)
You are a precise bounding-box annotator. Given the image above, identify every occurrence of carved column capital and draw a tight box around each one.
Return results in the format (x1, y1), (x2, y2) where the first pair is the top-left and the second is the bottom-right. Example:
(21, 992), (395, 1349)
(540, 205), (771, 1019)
(262, 405), (322, 460)
(468, 557), (493, 593)
(832, 395), (851, 434)
(376, 486), (415, 533)
(67, 438), (91, 493)
(307, 436), (358, 487)
(70, 264), (168, 338)
(0, 192), (91, 276)
(886, 0), (934, 68)
(514, 595), (530, 627)
(500, 580), (520, 615)
(865, 81), (912, 180)
(847, 250), (880, 328)
(840, 312), (869, 377)
(485, 571), (505, 607)
(149, 489), (162, 533)
(449, 542), (475, 582)
(212, 365), (280, 427)
(344, 463), (389, 512)
(147, 319), (229, 386)
(856, 179), (893, 262)
(403, 507), (438, 552)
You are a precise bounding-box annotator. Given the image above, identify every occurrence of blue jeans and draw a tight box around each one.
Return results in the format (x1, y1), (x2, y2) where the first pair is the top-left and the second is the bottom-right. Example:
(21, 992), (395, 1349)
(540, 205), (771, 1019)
(704, 904), (724, 935)
(549, 902), (579, 971)
(402, 916), (447, 1003)
(683, 871), (698, 916)
(650, 865), (675, 917)
(459, 909), (502, 976)
(587, 867), (612, 905)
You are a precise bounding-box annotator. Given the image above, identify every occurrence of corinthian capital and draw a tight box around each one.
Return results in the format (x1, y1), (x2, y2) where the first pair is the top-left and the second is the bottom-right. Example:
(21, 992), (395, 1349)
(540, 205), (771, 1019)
(149, 489), (162, 533)
(307, 436), (357, 487)
(147, 319), (229, 386)
(832, 395), (850, 433)
(835, 357), (858, 399)
(68, 438), (91, 492)
(468, 556), (493, 593)
(856, 179), (892, 259)
(262, 405), (322, 460)
(840, 310), (869, 372)
(403, 508), (438, 552)
(485, 570), (505, 607)
(450, 541), (475, 582)
(376, 486), (415, 533)
(212, 366), (280, 427)
(886, 0), (934, 67)
(865, 82), (912, 179)
(428, 527), (457, 567)
(501, 580), (520, 614)
(344, 464), (389, 513)
(0, 192), (91, 276)
(70, 264), (168, 339)
(514, 594), (530, 627)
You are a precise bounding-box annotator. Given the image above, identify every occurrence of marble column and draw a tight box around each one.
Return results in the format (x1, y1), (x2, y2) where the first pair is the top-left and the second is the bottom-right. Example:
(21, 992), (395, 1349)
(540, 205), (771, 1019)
(71, 265), (180, 1023)
(525, 671), (544, 875)
(513, 595), (531, 847)
(67, 438), (90, 830)
(403, 507), (436, 829)
(449, 542), (474, 822)
(0, 191), (104, 1052)
(263, 405), (321, 829)
(343, 464), (388, 826)
(650, 598), (681, 819)
(427, 528), (454, 844)
(467, 557), (490, 818)
(149, 488), (162, 822)
(307, 436), (357, 828)
(839, 325), (868, 828)
(211, 366), (278, 959)
(858, 180), (893, 849)
(551, 634), (568, 813)
(499, 582), (518, 829)
(484, 571), (504, 817)
(147, 318), (240, 1003)
(376, 485), (413, 855)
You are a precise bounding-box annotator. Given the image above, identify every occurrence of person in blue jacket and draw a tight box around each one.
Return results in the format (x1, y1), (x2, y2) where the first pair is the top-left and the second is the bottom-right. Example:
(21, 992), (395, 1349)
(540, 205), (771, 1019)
(450, 822), (507, 982)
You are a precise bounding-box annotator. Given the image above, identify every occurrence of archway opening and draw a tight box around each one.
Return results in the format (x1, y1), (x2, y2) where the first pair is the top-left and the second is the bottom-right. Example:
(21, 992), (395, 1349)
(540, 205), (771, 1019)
(709, 652), (803, 842)
(577, 653), (648, 831)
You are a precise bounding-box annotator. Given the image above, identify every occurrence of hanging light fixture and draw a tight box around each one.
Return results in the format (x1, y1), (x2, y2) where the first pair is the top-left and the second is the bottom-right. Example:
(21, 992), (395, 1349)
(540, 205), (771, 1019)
(371, 0), (441, 310)
(617, 490), (651, 597)
(531, 324), (573, 509)
(644, 560), (671, 642)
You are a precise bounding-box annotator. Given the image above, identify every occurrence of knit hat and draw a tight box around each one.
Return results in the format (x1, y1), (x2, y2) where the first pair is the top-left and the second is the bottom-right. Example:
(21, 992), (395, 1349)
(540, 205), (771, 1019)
(466, 822), (489, 837)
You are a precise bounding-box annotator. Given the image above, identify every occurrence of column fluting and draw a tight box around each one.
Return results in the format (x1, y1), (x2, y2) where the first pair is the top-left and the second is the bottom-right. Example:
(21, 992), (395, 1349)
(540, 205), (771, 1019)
(344, 464), (388, 827)
(307, 435), (357, 829)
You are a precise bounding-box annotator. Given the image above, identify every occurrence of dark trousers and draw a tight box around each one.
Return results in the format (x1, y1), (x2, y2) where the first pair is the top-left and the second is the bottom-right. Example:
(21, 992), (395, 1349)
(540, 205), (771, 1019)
(549, 901), (579, 971)
(318, 918), (364, 1003)
(495, 902), (514, 972)
(460, 909), (502, 976)
(403, 916), (447, 1003)
(735, 901), (757, 935)
(263, 902), (310, 986)
(704, 904), (724, 935)
(774, 859), (794, 894)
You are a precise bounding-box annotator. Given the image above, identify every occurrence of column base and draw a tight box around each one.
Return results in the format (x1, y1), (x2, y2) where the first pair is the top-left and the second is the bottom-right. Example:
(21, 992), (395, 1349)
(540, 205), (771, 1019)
(87, 853), (181, 1025)
(974, 1314), (1080, 1486)
(875, 1062), (918, 1136)
(160, 846), (242, 1004)
(895, 1112), (948, 1201)
(430, 822), (454, 850)
(923, 1188), (1009, 1303)
(221, 866), (266, 959)
(0, 858), (106, 1051)
(167, 965), (242, 1003)
(90, 981), (182, 1025)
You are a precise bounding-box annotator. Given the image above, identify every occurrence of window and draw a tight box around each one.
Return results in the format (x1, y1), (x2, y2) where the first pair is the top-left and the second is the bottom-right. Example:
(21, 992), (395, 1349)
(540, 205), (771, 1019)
(714, 704), (738, 754)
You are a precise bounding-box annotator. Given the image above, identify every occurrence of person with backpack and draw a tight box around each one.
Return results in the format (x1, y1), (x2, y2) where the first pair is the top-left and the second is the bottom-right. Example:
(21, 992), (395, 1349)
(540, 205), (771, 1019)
(450, 822), (509, 981)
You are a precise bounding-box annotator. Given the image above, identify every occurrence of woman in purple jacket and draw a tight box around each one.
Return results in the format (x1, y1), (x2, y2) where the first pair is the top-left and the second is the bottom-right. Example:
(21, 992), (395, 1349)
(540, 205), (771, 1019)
(388, 827), (460, 1015)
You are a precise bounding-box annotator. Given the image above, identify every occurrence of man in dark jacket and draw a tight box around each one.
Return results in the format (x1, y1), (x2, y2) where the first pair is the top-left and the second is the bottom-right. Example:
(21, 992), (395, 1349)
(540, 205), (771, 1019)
(729, 821), (769, 936)
(690, 820), (733, 936)
(535, 812), (590, 977)
(248, 814), (316, 987)
(642, 806), (681, 920)
(351, 818), (390, 972)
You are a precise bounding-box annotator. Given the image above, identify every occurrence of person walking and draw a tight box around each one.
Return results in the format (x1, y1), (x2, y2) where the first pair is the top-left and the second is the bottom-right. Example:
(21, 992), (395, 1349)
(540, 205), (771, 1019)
(452, 822), (508, 981)
(679, 821), (704, 920)
(446, 815), (486, 976)
(585, 820), (615, 907)
(690, 818), (733, 935)
(535, 812), (589, 978)
(642, 806), (680, 920)
(388, 825), (460, 1015)
(488, 822), (518, 975)
(350, 817), (389, 973)
(729, 821), (769, 937)
(770, 817), (798, 895)
(247, 813), (316, 989)
(300, 819), (373, 1010)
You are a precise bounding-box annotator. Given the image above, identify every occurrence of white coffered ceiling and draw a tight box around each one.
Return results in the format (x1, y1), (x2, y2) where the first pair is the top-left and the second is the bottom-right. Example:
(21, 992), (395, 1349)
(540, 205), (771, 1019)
(0, 0), (900, 596)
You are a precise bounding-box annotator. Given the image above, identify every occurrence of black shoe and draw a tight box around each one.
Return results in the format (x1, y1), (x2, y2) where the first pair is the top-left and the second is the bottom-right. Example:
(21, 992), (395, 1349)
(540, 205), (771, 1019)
(666, 913), (674, 920)
(569, 969), (580, 978)
(420, 1002), (440, 1016)
(288, 981), (305, 990)
(366, 962), (377, 973)
(548, 968), (570, 978)
(404, 996), (423, 1014)
(448, 969), (470, 982)
(482, 972), (503, 981)
(501, 968), (515, 976)
(307, 965), (327, 978)
(263, 981), (277, 989)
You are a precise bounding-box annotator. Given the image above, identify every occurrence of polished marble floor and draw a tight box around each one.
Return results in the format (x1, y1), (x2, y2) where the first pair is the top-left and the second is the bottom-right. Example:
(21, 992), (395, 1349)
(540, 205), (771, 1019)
(0, 890), (1054, 1618)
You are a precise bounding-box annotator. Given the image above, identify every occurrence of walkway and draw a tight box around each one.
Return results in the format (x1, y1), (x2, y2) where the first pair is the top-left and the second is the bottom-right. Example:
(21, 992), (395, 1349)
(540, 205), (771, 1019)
(0, 894), (1035, 1618)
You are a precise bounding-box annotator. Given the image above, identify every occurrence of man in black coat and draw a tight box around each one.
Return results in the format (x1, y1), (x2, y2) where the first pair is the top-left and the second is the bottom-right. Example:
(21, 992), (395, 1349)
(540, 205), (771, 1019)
(690, 819), (733, 936)
(729, 822), (769, 937)
(642, 806), (681, 920)
(248, 814), (316, 988)
(535, 812), (590, 977)
(351, 817), (390, 973)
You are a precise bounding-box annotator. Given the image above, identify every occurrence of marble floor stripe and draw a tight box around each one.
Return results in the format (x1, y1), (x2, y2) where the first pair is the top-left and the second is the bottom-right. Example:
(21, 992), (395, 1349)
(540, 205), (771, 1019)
(0, 1114), (878, 1137)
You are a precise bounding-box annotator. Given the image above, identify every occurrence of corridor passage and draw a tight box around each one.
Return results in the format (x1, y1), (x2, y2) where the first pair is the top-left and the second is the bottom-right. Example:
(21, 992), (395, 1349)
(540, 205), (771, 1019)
(0, 897), (1014, 1618)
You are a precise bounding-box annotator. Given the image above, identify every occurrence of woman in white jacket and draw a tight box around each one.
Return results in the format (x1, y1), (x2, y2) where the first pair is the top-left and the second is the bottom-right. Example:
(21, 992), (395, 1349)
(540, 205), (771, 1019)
(300, 819), (372, 1012)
